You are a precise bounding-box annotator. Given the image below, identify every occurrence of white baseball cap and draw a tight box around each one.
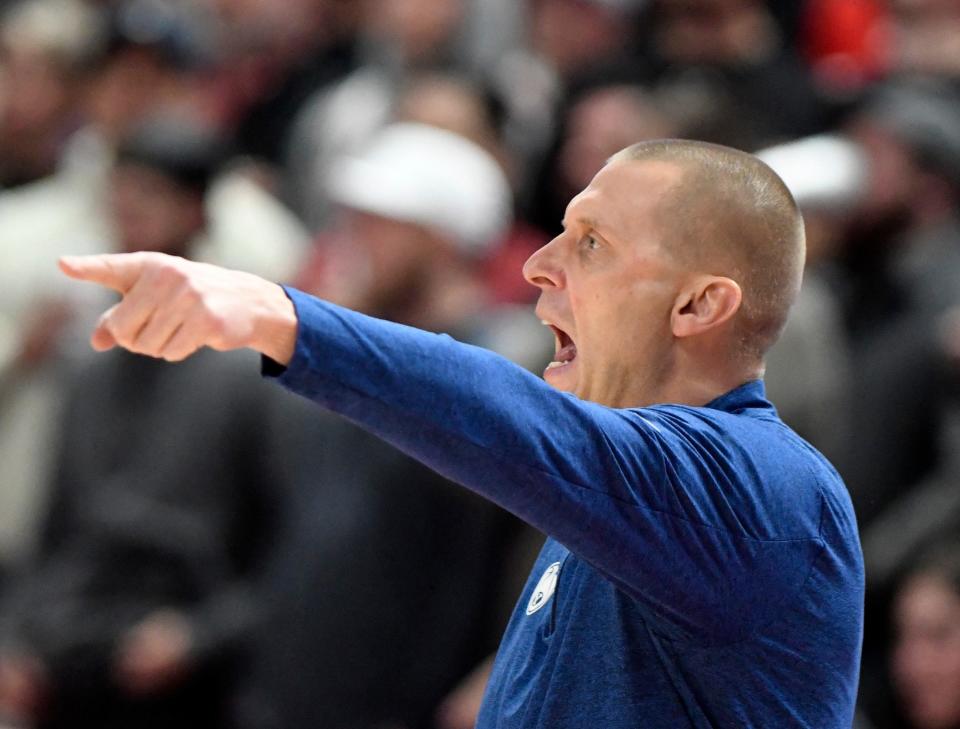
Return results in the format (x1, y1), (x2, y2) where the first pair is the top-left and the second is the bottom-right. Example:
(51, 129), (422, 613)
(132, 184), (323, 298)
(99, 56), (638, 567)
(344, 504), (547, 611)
(326, 123), (512, 255)
(757, 134), (868, 214)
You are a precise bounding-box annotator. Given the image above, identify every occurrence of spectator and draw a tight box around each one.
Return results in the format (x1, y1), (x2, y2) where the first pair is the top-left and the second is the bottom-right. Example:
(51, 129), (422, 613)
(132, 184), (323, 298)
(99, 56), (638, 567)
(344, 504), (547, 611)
(832, 78), (960, 725)
(836, 77), (960, 528)
(643, 0), (828, 148)
(0, 0), (100, 190)
(392, 71), (547, 305)
(0, 118), (281, 729)
(0, 0), (309, 577)
(241, 123), (543, 729)
(488, 0), (649, 199)
(0, 0), (113, 582)
(890, 539), (960, 729)
(758, 133), (864, 464)
(281, 0), (471, 226)
(526, 81), (678, 236)
(889, 0), (960, 76)
(220, 0), (361, 165)
(73, 2), (312, 281)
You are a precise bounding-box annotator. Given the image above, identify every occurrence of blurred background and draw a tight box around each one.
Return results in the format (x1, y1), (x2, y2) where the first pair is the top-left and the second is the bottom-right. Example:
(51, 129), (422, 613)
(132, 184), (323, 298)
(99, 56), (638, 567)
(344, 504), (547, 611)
(0, 0), (958, 727)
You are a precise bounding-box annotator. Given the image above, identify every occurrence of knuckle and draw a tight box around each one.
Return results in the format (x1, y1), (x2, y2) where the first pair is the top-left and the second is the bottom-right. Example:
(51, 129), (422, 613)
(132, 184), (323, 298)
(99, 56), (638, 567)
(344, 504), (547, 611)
(179, 282), (202, 305)
(133, 251), (159, 273)
(155, 262), (186, 287)
(139, 251), (168, 266)
(206, 309), (228, 332)
(180, 277), (211, 311)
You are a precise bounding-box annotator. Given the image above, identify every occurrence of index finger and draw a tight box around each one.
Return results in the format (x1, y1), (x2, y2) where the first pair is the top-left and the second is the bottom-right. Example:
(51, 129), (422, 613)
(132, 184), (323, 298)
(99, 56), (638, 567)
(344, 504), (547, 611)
(59, 253), (144, 294)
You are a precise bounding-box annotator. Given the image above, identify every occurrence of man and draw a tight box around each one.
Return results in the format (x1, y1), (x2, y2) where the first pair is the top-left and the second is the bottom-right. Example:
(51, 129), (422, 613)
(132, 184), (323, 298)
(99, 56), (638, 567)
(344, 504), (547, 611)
(0, 118), (278, 729)
(60, 139), (864, 727)
(241, 123), (537, 729)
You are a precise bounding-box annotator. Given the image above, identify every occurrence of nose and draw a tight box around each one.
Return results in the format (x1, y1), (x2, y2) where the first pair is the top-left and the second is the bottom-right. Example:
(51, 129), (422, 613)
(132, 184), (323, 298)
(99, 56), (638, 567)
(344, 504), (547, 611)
(522, 236), (565, 290)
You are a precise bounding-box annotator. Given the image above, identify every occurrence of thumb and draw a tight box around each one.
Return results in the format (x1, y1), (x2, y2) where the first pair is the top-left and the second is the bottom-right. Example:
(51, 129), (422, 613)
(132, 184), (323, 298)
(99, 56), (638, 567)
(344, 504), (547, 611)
(59, 253), (143, 293)
(91, 324), (117, 352)
(91, 306), (118, 352)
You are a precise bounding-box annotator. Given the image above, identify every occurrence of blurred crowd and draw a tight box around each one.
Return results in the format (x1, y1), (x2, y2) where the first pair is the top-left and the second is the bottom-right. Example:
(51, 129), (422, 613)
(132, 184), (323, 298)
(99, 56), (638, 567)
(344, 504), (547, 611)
(0, 0), (958, 727)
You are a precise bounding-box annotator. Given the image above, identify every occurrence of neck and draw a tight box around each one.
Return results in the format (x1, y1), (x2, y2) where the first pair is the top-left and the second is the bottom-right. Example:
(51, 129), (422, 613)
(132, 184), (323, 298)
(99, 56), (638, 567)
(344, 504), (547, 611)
(644, 345), (761, 408)
(653, 370), (756, 408)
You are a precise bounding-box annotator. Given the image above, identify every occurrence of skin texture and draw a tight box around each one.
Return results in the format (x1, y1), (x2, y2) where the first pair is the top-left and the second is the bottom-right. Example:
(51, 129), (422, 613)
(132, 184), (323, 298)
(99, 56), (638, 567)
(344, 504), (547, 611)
(60, 142), (803, 412)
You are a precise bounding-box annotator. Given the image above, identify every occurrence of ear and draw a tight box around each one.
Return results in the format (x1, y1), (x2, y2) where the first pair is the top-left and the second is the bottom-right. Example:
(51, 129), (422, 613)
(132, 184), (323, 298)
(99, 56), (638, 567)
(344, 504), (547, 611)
(670, 276), (742, 339)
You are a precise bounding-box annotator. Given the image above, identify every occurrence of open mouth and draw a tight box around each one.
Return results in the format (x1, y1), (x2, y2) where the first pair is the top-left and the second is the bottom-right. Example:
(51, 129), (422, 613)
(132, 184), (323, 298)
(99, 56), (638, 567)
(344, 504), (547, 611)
(544, 323), (577, 372)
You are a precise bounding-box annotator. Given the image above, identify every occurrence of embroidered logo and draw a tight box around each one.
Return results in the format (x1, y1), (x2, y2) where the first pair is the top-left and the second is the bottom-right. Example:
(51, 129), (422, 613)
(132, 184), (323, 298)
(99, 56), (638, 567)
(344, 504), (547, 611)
(525, 561), (562, 615)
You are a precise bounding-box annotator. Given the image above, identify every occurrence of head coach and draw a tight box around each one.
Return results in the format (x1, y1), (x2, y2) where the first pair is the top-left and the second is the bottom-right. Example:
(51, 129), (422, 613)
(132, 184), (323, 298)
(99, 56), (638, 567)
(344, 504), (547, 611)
(61, 139), (864, 728)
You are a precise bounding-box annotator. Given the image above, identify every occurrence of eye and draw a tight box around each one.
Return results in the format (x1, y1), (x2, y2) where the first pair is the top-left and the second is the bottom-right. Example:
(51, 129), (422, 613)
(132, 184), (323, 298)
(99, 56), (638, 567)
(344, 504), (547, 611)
(581, 234), (601, 251)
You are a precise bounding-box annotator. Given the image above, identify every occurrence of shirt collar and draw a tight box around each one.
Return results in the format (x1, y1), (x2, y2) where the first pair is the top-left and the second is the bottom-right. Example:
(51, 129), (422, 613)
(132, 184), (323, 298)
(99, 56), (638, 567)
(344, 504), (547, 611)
(704, 379), (778, 418)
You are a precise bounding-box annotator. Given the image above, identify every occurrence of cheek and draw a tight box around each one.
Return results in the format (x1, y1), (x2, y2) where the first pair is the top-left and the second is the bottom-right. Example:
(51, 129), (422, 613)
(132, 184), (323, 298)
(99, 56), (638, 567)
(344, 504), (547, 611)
(569, 267), (675, 363)
(939, 636), (960, 691)
(577, 297), (643, 364)
(619, 284), (674, 338)
(895, 631), (960, 706)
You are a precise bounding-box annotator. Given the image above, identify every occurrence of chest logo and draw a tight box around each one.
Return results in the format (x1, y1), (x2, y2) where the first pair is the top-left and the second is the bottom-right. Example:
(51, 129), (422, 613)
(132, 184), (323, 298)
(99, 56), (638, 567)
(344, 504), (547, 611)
(525, 561), (562, 616)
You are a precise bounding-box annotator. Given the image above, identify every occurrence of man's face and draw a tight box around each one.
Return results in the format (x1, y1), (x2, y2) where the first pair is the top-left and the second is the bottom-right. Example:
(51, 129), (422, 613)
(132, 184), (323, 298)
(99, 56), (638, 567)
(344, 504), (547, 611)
(523, 160), (689, 407)
(0, 45), (73, 184)
(109, 165), (205, 255)
(341, 210), (439, 317)
(893, 575), (960, 729)
(558, 86), (675, 201)
(365, 0), (464, 62)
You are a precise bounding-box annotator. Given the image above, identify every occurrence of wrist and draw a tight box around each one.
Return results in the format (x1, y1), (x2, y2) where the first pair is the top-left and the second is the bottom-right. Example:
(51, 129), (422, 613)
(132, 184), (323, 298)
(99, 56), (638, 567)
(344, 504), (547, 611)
(255, 283), (298, 365)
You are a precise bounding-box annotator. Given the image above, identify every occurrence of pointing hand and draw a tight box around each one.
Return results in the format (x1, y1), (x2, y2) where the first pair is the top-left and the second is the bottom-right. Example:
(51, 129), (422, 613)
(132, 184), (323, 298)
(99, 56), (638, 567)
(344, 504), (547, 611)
(59, 252), (298, 364)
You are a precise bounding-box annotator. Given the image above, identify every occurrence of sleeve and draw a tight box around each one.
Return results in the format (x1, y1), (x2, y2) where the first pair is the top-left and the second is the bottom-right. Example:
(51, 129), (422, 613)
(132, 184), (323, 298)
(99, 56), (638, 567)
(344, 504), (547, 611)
(266, 289), (822, 640)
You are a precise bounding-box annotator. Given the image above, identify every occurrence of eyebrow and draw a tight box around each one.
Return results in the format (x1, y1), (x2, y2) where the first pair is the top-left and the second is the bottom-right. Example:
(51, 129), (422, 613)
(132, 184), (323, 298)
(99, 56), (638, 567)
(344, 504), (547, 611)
(561, 215), (601, 231)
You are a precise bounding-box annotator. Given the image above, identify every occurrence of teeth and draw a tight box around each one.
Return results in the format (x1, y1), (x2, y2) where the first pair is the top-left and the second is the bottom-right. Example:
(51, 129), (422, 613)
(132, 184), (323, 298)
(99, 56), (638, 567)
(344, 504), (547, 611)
(541, 320), (550, 326)
(545, 361), (566, 370)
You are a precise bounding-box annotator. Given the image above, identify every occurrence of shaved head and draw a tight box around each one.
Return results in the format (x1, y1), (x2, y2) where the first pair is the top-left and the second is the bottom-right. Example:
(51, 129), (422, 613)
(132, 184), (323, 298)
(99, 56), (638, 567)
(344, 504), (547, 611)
(609, 139), (806, 359)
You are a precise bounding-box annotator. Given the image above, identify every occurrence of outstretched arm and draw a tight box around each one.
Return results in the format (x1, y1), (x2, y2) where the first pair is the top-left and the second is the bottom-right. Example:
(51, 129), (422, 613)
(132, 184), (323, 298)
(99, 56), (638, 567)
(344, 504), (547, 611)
(61, 252), (815, 639)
